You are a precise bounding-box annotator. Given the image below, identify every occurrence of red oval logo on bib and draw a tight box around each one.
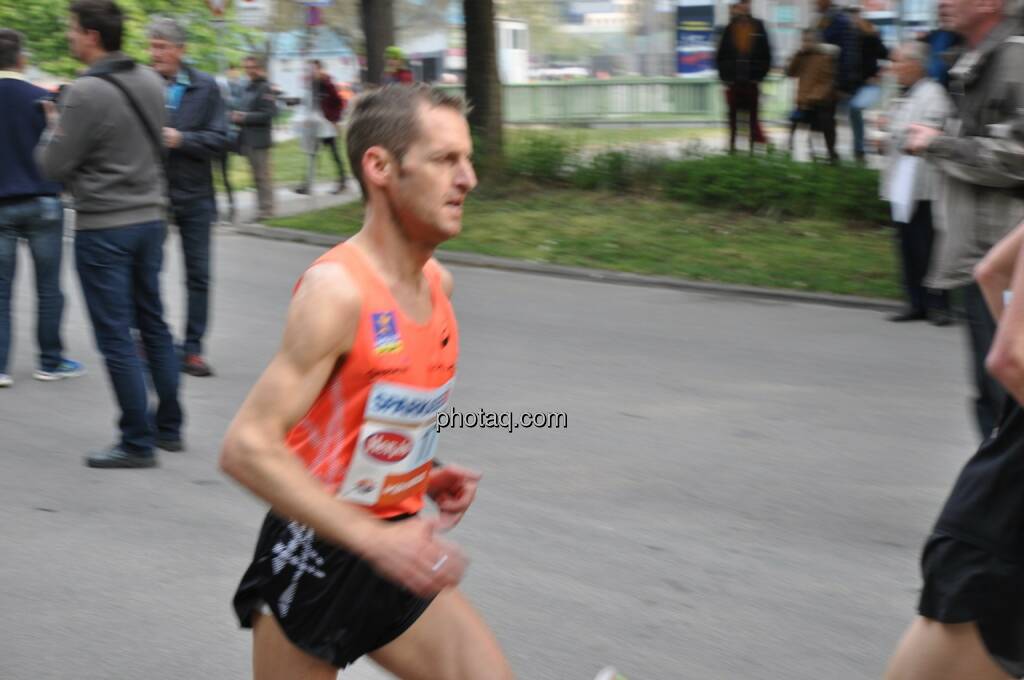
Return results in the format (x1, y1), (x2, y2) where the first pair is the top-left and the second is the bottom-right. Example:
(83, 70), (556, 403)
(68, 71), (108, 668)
(365, 432), (413, 463)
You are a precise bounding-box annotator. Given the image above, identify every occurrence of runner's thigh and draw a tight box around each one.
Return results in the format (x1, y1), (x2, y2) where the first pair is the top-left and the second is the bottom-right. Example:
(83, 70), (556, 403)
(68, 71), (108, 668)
(369, 588), (513, 680)
(885, 617), (1013, 680)
(253, 611), (339, 680)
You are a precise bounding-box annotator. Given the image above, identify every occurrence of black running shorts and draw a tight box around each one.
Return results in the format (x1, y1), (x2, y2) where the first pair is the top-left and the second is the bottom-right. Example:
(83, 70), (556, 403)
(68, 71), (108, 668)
(233, 512), (435, 669)
(918, 532), (1024, 678)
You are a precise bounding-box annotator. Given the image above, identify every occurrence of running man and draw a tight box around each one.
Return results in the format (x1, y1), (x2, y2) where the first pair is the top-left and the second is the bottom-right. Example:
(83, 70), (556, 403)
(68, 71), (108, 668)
(221, 83), (514, 679)
(884, 219), (1024, 680)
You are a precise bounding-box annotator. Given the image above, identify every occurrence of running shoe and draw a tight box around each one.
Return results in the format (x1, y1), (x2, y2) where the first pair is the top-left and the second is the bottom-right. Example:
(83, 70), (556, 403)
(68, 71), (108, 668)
(33, 359), (85, 381)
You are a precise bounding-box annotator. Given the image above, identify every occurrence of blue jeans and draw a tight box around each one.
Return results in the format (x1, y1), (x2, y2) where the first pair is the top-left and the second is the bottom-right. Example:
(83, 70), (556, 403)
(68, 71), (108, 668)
(170, 196), (214, 356)
(0, 196), (66, 374)
(849, 84), (881, 158)
(75, 221), (183, 453)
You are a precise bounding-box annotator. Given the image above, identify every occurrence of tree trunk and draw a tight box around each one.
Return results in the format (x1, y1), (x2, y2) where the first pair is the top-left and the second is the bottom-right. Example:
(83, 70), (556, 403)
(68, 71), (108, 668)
(464, 0), (503, 173)
(361, 0), (395, 85)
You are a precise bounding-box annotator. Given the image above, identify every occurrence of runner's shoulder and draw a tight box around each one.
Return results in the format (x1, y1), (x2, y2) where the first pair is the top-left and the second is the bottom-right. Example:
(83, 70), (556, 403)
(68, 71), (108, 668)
(428, 258), (454, 298)
(294, 260), (364, 322)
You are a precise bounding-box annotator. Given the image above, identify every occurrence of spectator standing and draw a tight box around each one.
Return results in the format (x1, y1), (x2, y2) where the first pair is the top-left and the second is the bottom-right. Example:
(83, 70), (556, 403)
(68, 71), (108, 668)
(786, 28), (839, 162)
(0, 28), (83, 389)
(817, 0), (859, 161)
(148, 17), (227, 378)
(905, 0), (1024, 440)
(232, 55), (276, 221)
(879, 42), (952, 325)
(848, 7), (889, 163)
(383, 46), (414, 84)
(36, 0), (183, 469)
(923, 29), (965, 90)
(215, 62), (245, 223)
(295, 59), (347, 196)
(715, 0), (773, 154)
(923, 0), (966, 91)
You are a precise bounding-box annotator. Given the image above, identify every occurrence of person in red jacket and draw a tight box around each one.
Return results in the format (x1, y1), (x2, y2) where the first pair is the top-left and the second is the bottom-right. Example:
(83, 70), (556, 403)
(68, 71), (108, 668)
(296, 60), (346, 195)
(384, 46), (414, 84)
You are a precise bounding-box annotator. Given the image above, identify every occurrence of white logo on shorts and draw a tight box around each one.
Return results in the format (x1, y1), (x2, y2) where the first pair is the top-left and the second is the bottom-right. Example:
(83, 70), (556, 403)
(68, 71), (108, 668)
(271, 521), (326, 617)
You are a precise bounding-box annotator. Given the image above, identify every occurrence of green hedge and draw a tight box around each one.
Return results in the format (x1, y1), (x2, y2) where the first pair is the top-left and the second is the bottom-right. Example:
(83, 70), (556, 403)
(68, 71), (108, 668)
(500, 133), (888, 226)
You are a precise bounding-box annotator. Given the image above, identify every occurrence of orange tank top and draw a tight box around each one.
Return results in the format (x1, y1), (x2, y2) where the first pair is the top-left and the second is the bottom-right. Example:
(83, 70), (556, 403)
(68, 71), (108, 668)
(285, 242), (458, 519)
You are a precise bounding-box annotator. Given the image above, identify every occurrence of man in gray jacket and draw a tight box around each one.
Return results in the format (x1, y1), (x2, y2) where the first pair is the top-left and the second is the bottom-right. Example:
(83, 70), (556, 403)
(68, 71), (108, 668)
(232, 55), (277, 221)
(37, 0), (182, 469)
(906, 0), (1024, 440)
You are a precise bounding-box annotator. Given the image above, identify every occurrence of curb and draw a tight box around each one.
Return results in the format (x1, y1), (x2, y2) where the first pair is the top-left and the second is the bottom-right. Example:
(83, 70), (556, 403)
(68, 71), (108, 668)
(233, 223), (901, 313)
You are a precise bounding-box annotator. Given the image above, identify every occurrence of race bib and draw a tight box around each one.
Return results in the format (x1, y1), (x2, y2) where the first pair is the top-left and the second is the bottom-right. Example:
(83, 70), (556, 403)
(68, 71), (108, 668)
(338, 380), (453, 508)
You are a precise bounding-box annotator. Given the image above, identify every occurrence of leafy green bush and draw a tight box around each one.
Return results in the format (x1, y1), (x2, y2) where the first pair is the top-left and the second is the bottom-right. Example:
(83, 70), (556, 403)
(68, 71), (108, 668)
(503, 133), (577, 183)
(571, 151), (633, 191)
(660, 153), (887, 224)
(500, 133), (889, 226)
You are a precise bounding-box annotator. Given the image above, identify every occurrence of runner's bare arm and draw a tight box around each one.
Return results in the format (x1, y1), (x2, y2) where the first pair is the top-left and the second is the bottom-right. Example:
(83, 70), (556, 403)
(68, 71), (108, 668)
(984, 224), (1024, 405)
(220, 264), (466, 596)
(975, 221), (1024, 320)
(220, 264), (377, 551)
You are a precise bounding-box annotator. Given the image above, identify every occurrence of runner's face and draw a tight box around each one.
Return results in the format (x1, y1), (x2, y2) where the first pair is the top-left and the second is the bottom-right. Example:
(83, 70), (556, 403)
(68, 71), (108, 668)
(388, 105), (476, 245)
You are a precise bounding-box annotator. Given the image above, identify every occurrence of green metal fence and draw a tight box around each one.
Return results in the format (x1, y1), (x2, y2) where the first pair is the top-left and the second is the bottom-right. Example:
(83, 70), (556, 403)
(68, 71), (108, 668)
(439, 77), (795, 125)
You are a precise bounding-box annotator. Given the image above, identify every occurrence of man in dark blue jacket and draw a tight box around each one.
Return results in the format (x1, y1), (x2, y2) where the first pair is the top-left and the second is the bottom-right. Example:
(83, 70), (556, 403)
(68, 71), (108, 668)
(816, 0), (860, 162)
(148, 17), (227, 377)
(0, 28), (83, 389)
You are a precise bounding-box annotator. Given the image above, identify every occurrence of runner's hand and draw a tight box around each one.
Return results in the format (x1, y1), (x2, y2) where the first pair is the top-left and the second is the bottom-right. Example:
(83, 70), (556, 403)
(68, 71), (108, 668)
(362, 517), (466, 597)
(427, 464), (482, 530)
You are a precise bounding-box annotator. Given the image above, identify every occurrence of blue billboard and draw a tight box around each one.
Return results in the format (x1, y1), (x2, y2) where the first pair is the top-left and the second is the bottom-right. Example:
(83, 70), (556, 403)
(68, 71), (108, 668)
(676, 2), (715, 76)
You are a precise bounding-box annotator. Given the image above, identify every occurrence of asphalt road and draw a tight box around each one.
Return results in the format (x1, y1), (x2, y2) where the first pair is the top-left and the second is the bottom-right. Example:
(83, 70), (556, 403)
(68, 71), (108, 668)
(0, 230), (979, 679)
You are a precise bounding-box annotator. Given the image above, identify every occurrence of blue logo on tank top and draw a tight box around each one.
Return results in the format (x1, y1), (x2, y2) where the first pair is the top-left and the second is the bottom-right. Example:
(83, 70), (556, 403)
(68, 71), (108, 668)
(372, 311), (403, 354)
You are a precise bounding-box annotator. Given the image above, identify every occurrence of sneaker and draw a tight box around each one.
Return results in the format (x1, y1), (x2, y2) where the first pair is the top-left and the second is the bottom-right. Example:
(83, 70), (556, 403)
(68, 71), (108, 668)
(182, 354), (213, 377)
(0, 373), (11, 388)
(593, 668), (628, 680)
(85, 445), (158, 469)
(34, 359), (85, 382)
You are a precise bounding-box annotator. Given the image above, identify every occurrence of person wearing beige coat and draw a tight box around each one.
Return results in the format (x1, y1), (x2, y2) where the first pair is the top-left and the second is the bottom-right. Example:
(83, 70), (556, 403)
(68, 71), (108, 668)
(879, 41), (953, 324)
(786, 29), (839, 161)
